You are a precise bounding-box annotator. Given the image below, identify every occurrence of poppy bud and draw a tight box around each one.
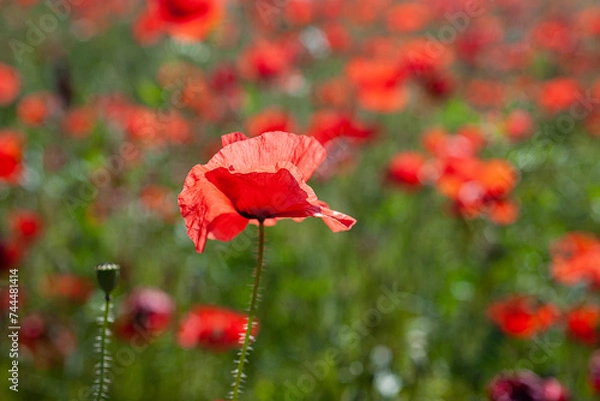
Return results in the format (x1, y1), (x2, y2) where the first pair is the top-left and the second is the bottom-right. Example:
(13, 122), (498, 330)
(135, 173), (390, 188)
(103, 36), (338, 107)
(95, 263), (120, 297)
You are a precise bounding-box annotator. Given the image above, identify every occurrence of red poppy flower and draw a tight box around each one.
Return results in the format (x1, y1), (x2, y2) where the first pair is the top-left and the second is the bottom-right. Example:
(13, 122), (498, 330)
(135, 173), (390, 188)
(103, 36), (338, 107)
(477, 159), (518, 199)
(8, 210), (43, 242)
(386, 2), (430, 33)
(0, 63), (21, 106)
(322, 23), (351, 53)
(178, 131), (356, 253)
(307, 110), (376, 145)
(488, 370), (545, 401)
(0, 130), (24, 184)
(487, 295), (559, 339)
(488, 371), (570, 401)
(465, 79), (506, 109)
(550, 232), (600, 287)
(135, 0), (225, 43)
(178, 305), (258, 351)
(346, 57), (409, 113)
(504, 109), (534, 142)
(246, 108), (296, 138)
(284, 0), (315, 26)
(538, 78), (581, 114)
(40, 273), (94, 304)
(115, 288), (174, 342)
(565, 305), (600, 346)
(387, 152), (427, 190)
(17, 92), (58, 127)
(0, 238), (23, 274)
(488, 199), (519, 226)
(531, 20), (577, 55)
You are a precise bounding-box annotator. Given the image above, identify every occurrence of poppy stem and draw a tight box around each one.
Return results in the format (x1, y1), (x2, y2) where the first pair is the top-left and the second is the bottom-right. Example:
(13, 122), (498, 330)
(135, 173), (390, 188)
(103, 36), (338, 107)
(230, 221), (265, 401)
(94, 294), (112, 401)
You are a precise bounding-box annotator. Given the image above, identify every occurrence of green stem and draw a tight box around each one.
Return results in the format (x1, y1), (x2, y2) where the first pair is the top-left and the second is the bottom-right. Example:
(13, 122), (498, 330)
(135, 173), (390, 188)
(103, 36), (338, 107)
(230, 221), (265, 401)
(94, 295), (111, 401)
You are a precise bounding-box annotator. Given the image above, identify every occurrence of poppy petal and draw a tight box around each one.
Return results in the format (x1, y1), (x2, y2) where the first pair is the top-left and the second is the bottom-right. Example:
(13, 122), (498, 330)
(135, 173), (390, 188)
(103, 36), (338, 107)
(209, 131), (327, 180)
(317, 205), (357, 232)
(221, 131), (249, 147)
(178, 164), (248, 252)
(204, 165), (321, 220)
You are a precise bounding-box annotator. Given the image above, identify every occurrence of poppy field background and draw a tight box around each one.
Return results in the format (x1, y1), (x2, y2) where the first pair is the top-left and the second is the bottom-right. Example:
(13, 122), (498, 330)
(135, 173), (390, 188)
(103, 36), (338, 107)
(1, 0), (600, 400)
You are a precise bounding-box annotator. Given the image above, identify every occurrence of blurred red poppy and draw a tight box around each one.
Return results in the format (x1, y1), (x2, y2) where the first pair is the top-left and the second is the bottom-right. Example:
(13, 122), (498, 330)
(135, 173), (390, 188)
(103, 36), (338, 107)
(20, 314), (77, 369)
(178, 306), (258, 351)
(41, 273), (94, 304)
(0, 130), (24, 184)
(387, 152), (427, 190)
(0, 63), (21, 106)
(0, 238), (22, 274)
(140, 185), (178, 222)
(386, 2), (430, 33)
(565, 305), (600, 346)
(488, 199), (519, 226)
(307, 110), (376, 145)
(135, 0), (225, 43)
(246, 108), (296, 138)
(346, 57), (408, 113)
(488, 370), (570, 401)
(17, 92), (58, 127)
(61, 106), (97, 138)
(538, 78), (581, 114)
(504, 109), (534, 142)
(487, 295), (559, 338)
(178, 131), (356, 253)
(550, 232), (600, 287)
(238, 40), (295, 82)
(8, 210), (43, 243)
(115, 288), (174, 342)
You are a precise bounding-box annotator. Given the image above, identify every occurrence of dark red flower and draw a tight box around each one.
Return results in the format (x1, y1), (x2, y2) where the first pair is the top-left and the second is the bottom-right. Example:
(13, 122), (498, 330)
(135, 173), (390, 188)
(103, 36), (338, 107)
(0, 238), (23, 274)
(178, 306), (258, 351)
(115, 287), (174, 342)
(487, 371), (546, 401)
(178, 131), (356, 253)
(488, 371), (570, 401)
